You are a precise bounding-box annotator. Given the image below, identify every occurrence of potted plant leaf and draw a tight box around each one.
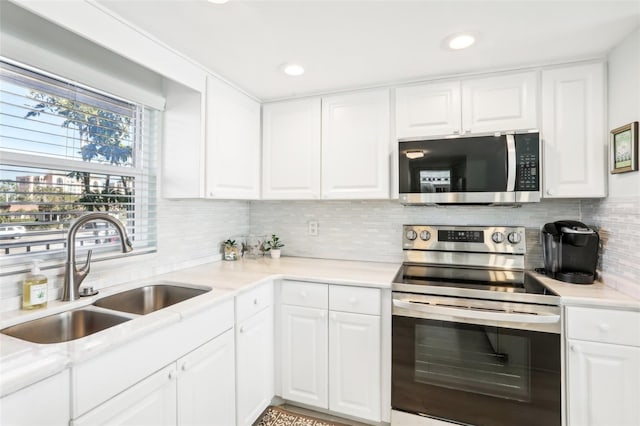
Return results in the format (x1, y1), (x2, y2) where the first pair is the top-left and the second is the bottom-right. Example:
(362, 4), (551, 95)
(223, 239), (240, 261)
(264, 234), (285, 259)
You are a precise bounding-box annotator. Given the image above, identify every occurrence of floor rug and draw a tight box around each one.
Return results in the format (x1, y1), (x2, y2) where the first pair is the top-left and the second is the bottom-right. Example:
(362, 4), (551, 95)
(253, 405), (353, 426)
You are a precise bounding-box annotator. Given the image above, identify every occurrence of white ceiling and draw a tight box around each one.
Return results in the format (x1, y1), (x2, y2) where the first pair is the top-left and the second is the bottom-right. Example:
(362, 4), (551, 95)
(96, 0), (640, 101)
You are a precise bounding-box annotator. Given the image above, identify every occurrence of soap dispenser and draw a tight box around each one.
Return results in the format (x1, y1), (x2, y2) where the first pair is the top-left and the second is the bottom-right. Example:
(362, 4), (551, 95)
(22, 259), (48, 310)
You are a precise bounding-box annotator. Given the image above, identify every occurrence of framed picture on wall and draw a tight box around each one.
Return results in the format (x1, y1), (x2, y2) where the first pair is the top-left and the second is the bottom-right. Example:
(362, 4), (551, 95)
(610, 121), (638, 174)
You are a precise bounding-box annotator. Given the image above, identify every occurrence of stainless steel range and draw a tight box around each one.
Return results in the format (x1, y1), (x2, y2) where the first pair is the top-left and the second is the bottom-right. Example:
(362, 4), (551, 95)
(391, 225), (561, 426)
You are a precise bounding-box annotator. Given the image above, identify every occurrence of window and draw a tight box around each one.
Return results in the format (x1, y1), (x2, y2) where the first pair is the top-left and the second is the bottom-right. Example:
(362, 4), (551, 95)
(0, 59), (157, 266)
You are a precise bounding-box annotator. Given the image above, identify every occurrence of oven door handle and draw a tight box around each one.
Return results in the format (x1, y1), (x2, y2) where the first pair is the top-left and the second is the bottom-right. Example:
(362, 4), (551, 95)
(393, 299), (560, 324)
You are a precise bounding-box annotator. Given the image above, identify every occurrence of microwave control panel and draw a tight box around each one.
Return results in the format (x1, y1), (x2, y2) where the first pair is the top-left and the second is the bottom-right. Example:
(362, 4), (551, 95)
(515, 134), (540, 191)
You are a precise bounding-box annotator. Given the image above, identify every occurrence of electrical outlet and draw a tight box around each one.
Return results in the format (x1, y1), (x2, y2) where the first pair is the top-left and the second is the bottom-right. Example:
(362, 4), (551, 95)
(308, 220), (319, 236)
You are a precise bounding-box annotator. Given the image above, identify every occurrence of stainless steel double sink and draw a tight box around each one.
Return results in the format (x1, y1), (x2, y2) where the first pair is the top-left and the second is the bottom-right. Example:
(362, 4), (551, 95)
(1, 283), (210, 344)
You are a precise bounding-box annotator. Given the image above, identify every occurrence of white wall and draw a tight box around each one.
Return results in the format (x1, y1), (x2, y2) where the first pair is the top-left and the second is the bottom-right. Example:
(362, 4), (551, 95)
(607, 28), (640, 197)
(581, 28), (640, 299)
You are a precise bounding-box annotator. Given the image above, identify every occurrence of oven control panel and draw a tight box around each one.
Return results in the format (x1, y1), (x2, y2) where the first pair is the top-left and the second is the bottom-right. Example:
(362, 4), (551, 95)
(403, 225), (526, 254)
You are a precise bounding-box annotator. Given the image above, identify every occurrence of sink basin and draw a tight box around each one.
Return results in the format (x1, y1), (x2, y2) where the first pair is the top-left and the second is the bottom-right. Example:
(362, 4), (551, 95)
(1, 309), (131, 344)
(93, 284), (210, 315)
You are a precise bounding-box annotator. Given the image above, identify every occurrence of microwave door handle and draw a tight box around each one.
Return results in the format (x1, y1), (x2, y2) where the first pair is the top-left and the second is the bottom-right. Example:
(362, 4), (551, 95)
(506, 134), (516, 192)
(393, 299), (560, 324)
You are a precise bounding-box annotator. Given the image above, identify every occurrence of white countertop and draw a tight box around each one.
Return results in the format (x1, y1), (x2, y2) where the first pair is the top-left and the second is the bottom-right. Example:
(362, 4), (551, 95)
(531, 271), (640, 311)
(1, 256), (638, 397)
(0, 256), (398, 397)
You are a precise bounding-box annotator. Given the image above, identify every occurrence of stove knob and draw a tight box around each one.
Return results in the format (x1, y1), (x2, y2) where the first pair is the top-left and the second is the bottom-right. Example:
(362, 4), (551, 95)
(491, 232), (505, 243)
(405, 230), (418, 241)
(507, 232), (522, 244)
(419, 230), (431, 241)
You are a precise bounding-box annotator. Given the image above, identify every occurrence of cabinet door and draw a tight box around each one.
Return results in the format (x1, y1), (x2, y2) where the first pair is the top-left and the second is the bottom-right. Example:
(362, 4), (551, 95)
(567, 340), (640, 426)
(395, 81), (461, 138)
(72, 364), (177, 426)
(162, 80), (205, 198)
(280, 304), (328, 408)
(1, 370), (70, 426)
(461, 72), (537, 133)
(542, 63), (605, 198)
(262, 98), (321, 199)
(177, 329), (235, 426)
(236, 306), (274, 426)
(205, 75), (261, 199)
(321, 89), (390, 199)
(329, 311), (381, 422)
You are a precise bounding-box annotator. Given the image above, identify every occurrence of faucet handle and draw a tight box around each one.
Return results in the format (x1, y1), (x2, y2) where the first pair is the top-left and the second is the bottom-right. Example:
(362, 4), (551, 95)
(79, 249), (93, 274)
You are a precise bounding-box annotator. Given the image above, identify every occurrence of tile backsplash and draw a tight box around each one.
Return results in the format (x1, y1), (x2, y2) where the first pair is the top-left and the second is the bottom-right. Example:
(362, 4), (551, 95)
(0, 199), (250, 312)
(582, 196), (640, 298)
(249, 199), (583, 269)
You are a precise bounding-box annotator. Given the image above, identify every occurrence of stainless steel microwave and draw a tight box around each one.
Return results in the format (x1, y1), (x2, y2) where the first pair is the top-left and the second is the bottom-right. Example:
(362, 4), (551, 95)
(398, 132), (541, 205)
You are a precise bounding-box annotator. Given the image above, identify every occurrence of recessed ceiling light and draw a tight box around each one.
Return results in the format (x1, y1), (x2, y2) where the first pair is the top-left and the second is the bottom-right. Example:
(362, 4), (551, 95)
(207, 0), (229, 4)
(446, 33), (476, 50)
(282, 63), (305, 76)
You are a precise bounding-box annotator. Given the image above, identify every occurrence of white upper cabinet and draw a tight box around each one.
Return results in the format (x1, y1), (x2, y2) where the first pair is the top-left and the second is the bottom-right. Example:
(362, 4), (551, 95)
(162, 79), (206, 199)
(541, 63), (605, 198)
(262, 98), (321, 199)
(206, 75), (261, 199)
(322, 89), (390, 199)
(461, 72), (538, 134)
(395, 81), (461, 139)
(395, 71), (537, 139)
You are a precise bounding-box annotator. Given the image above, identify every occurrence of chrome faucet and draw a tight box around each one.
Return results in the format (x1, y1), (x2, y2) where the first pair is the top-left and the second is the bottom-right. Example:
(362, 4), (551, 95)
(62, 212), (133, 301)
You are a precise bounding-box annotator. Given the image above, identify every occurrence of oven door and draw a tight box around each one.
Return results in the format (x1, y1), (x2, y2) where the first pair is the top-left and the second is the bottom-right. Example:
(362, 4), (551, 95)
(392, 293), (561, 426)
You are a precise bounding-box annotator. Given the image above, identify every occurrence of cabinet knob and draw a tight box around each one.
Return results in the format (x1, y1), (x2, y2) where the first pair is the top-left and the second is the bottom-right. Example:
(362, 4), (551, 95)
(453, 129), (460, 135)
(300, 291), (307, 298)
(570, 344), (581, 353)
(182, 362), (189, 372)
(168, 370), (178, 380)
(253, 298), (258, 305)
(599, 323), (610, 332)
(239, 325), (245, 333)
(546, 189), (553, 196)
(349, 297), (357, 305)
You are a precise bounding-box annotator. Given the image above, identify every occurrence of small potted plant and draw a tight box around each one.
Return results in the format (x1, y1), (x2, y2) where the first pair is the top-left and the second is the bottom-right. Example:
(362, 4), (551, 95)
(264, 234), (285, 259)
(223, 239), (240, 261)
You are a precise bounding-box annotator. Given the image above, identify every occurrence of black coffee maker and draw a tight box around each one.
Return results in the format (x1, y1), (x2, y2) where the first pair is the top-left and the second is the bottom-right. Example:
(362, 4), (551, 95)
(541, 220), (599, 284)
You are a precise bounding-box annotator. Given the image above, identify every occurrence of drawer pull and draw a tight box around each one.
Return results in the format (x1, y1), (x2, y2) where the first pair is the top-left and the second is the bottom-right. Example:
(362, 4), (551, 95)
(599, 323), (610, 332)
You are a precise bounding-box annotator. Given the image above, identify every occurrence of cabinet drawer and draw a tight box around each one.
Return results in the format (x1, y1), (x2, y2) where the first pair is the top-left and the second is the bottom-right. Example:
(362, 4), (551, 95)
(236, 282), (273, 323)
(329, 285), (380, 315)
(566, 306), (640, 347)
(281, 281), (328, 309)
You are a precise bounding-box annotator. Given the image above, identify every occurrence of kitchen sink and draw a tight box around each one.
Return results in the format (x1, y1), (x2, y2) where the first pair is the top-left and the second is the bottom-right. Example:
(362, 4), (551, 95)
(93, 283), (210, 315)
(0, 309), (131, 344)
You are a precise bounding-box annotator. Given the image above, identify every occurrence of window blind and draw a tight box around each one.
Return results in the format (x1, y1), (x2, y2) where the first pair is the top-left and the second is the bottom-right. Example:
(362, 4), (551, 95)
(0, 58), (157, 267)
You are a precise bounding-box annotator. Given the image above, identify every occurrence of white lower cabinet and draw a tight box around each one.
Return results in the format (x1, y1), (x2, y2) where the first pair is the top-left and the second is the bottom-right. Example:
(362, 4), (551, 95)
(566, 306), (640, 426)
(280, 304), (328, 408)
(73, 364), (177, 426)
(72, 329), (236, 426)
(236, 283), (274, 426)
(329, 311), (381, 421)
(278, 281), (382, 422)
(178, 329), (236, 426)
(0, 370), (70, 426)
